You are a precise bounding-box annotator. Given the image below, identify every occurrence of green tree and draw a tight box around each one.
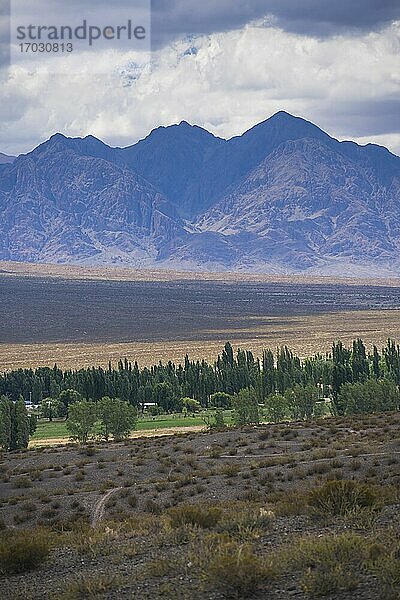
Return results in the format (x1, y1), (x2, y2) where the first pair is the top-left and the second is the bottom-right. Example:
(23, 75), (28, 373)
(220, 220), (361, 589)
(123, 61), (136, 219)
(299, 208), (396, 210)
(0, 396), (12, 451)
(233, 388), (259, 426)
(331, 341), (353, 413)
(66, 400), (97, 444)
(351, 338), (369, 382)
(383, 339), (400, 384)
(12, 396), (30, 450)
(181, 398), (202, 413)
(276, 346), (302, 394)
(209, 392), (233, 409)
(264, 393), (287, 423)
(59, 389), (83, 417)
(153, 382), (177, 412)
(39, 398), (63, 421)
(29, 414), (37, 436)
(97, 397), (137, 441)
(285, 384), (319, 420)
(261, 349), (276, 397)
(371, 345), (381, 379)
(339, 379), (400, 415)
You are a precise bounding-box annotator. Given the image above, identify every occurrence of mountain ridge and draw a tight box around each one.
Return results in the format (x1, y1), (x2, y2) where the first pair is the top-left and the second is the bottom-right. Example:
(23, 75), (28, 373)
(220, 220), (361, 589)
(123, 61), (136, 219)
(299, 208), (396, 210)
(1, 112), (399, 275)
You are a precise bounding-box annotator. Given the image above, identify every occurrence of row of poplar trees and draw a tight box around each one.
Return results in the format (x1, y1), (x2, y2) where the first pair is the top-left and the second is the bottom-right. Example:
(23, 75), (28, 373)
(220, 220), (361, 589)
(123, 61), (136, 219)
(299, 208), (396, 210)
(0, 339), (399, 414)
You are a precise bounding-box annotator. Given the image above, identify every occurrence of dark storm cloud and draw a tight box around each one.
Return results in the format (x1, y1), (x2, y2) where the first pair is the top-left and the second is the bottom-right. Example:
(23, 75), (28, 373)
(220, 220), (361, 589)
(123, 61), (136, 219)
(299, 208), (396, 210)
(151, 0), (400, 47)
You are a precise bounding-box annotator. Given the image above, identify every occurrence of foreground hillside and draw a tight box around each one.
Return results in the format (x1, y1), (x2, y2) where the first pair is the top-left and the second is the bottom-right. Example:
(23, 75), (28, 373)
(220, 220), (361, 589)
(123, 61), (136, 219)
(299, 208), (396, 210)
(1, 112), (399, 275)
(0, 413), (399, 599)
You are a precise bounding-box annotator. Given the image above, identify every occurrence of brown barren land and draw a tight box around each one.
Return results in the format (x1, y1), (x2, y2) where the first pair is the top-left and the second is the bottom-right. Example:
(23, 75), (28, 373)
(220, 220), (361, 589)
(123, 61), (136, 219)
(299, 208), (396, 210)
(1, 260), (400, 370)
(1, 310), (400, 370)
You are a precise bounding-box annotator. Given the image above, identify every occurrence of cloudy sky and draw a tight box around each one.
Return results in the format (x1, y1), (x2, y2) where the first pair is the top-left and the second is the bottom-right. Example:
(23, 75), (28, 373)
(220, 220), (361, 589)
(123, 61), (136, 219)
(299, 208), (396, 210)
(0, 0), (399, 155)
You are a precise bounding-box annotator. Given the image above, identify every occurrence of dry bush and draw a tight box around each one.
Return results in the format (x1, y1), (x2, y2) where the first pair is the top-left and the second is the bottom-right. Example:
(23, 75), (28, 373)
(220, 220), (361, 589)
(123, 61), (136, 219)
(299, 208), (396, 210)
(196, 534), (277, 598)
(13, 476), (32, 488)
(61, 573), (122, 599)
(371, 554), (400, 599)
(218, 507), (274, 542)
(168, 504), (221, 529)
(307, 479), (384, 517)
(282, 533), (371, 596)
(0, 528), (51, 574)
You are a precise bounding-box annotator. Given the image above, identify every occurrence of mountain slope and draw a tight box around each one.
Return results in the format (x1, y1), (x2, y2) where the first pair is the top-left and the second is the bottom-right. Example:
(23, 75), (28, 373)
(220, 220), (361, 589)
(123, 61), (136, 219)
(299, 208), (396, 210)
(196, 137), (400, 272)
(0, 135), (185, 266)
(119, 111), (400, 221)
(118, 121), (226, 219)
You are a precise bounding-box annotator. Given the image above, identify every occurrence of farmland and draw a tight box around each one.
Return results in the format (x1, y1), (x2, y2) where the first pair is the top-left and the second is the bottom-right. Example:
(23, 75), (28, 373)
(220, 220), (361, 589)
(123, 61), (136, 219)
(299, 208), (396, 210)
(30, 412), (233, 445)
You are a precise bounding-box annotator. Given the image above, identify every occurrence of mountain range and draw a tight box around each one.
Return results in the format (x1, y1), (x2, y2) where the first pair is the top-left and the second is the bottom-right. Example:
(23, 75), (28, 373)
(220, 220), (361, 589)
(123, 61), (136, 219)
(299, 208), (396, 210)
(1, 111), (399, 275)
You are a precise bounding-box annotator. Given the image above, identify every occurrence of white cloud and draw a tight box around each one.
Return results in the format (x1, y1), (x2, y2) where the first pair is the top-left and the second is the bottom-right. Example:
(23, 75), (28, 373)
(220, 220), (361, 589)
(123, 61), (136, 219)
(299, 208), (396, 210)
(0, 21), (399, 155)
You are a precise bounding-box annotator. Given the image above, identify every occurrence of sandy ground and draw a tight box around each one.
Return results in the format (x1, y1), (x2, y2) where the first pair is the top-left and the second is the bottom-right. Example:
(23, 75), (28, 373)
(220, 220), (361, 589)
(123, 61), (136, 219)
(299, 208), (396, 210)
(2, 259), (400, 286)
(2, 260), (400, 370)
(2, 308), (400, 370)
(1, 413), (399, 600)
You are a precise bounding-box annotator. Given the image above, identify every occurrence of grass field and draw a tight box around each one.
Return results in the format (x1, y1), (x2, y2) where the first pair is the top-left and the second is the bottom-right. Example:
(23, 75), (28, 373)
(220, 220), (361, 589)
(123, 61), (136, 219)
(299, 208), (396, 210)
(32, 411), (234, 441)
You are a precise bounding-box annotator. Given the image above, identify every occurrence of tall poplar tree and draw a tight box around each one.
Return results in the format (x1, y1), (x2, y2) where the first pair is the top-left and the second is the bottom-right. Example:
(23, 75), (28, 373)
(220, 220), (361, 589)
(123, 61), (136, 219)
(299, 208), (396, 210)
(0, 395), (12, 451)
(12, 396), (30, 450)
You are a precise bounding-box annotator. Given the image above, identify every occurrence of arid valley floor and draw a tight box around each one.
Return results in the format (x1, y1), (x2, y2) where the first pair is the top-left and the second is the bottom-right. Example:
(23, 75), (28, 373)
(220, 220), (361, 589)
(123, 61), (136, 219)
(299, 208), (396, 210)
(2, 261), (400, 369)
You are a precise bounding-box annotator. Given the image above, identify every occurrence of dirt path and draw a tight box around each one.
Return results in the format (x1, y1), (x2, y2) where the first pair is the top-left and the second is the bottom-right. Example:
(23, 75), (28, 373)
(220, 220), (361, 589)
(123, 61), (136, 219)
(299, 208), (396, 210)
(91, 487), (121, 527)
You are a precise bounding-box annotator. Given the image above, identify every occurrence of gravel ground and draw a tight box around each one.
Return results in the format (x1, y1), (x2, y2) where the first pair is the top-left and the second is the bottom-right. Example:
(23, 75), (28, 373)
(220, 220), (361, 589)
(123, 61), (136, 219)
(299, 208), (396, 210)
(0, 412), (399, 599)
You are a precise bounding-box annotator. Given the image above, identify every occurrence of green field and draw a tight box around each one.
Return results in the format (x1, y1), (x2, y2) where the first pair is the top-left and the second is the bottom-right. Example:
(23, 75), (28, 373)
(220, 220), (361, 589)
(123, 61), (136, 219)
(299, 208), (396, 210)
(32, 411), (234, 441)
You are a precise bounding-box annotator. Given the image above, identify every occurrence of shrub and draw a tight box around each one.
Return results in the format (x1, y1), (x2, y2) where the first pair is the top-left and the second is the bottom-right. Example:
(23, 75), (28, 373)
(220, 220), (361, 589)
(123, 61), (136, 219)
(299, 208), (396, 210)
(82, 445), (97, 456)
(301, 566), (357, 596)
(66, 523), (111, 557)
(212, 409), (226, 429)
(218, 508), (274, 542)
(61, 573), (121, 599)
(144, 499), (162, 515)
(0, 528), (51, 574)
(13, 475), (32, 488)
(127, 494), (138, 508)
(220, 464), (240, 478)
(372, 555), (400, 599)
(169, 504), (221, 529)
(283, 533), (371, 596)
(202, 537), (276, 598)
(209, 444), (223, 458)
(144, 557), (173, 577)
(308, 480), (381, 517)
